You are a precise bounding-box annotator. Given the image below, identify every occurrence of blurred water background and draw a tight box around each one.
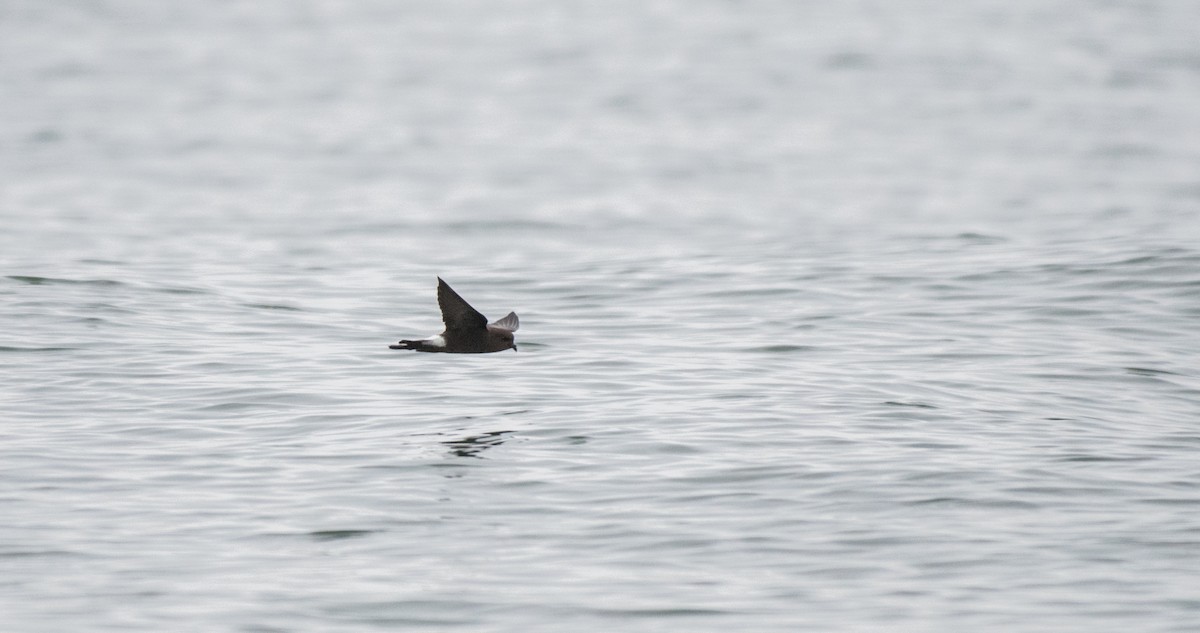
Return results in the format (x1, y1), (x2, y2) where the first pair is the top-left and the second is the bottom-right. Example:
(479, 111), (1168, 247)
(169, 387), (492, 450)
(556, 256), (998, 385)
(3, 1), (1200, 631)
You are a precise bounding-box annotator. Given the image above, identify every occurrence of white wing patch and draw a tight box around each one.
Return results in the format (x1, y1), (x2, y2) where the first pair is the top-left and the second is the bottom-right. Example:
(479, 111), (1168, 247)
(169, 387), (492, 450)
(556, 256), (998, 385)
(490, 312), (519, 332)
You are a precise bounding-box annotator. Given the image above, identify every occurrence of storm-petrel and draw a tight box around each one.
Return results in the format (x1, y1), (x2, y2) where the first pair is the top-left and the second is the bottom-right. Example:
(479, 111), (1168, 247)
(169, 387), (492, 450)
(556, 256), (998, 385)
(389, 277), (519, 353)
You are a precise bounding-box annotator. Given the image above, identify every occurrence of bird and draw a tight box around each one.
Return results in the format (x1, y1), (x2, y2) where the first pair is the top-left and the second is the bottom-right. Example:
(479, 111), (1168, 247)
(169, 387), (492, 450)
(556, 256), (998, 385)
(389, 277), (519, 353)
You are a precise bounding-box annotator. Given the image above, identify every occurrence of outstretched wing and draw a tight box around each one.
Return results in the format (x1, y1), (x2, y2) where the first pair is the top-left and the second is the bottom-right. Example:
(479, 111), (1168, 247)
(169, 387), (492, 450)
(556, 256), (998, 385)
(437, 277), (487, 332)
(490, 311), (519, 332)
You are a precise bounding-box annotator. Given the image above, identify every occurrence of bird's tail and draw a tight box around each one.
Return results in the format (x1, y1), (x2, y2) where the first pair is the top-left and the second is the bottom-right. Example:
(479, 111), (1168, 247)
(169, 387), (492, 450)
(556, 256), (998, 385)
(389, 340), (422, 350)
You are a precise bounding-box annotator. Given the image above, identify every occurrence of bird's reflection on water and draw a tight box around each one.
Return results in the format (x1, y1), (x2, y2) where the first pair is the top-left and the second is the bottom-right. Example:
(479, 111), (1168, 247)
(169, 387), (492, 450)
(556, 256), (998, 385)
(442, 430), (513, 458)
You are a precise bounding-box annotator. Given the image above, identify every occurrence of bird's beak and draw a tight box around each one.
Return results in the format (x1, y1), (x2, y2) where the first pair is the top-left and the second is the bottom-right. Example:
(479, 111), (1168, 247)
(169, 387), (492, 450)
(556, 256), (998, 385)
(512, 344), (518, 352)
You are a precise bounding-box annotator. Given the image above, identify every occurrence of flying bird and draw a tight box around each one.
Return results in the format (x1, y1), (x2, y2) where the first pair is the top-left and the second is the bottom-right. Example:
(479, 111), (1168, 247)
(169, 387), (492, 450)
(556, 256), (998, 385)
(389, 277), (519, 353)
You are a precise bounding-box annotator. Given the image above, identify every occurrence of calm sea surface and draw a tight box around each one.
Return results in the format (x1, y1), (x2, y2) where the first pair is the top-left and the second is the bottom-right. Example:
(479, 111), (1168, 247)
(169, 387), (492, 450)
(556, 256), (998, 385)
(3, 1), (1200, 632)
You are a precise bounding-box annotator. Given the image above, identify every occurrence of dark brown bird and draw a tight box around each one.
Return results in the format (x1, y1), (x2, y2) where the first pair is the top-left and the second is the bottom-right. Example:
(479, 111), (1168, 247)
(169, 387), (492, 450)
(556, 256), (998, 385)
(389, 277), (519, 353)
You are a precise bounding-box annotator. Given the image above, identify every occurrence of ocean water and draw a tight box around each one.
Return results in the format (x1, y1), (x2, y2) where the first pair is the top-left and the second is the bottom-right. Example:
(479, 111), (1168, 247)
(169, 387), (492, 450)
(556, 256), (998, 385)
(3, 1), (1200, 632)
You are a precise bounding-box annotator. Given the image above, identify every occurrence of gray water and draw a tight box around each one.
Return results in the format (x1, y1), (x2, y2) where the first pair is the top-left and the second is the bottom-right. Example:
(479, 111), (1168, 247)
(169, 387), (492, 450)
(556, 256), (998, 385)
(3, 1), (1200, 632)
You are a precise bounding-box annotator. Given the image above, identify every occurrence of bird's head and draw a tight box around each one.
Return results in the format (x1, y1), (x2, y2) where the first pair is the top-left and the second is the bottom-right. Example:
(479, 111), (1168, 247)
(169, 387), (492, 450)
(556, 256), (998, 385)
(488, 327), (517, 352)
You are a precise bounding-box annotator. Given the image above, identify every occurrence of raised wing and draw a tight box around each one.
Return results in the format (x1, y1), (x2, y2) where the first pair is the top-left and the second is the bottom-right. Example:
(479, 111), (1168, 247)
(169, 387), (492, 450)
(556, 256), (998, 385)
(437, 277), (487, 332)
(490, 311), (519, 332)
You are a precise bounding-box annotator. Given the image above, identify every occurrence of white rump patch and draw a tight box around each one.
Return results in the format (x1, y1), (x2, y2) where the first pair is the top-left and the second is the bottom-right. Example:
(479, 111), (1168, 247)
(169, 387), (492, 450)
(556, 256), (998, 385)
(425, 334), (446, 348)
